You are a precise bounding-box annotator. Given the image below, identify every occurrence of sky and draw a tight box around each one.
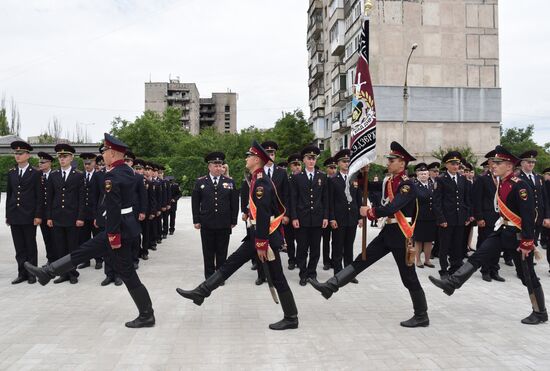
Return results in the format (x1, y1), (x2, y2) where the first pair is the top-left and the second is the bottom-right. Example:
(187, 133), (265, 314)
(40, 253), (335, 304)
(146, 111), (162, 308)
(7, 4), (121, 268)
(0, 0), (549, 144)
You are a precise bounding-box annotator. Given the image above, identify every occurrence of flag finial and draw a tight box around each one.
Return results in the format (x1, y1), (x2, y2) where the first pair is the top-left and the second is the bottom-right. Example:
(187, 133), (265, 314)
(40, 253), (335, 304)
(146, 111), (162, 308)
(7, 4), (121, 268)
(364, 0), (373, 15)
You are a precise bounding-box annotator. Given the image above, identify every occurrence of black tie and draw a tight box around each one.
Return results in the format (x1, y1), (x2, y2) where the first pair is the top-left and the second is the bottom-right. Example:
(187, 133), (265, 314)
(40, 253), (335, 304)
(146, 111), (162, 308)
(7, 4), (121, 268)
(344, 175), (347, 183)
(63, 171), (67, 182)
(213, 177), (218, 187)
(309, 174), (313, 183)
(267, 168), (271, 178)
(18, 169), (22, 179)
(452, 176), (457, 184)
(87, 173), (90, 183)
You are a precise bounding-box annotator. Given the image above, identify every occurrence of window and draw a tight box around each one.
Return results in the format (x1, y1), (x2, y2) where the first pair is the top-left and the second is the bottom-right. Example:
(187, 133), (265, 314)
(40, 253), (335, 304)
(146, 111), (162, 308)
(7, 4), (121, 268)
(225, 114), (230, 120)
(225, 105), (230, 112)
(342, 134), (349, 149)
(329, 23), (339, 43)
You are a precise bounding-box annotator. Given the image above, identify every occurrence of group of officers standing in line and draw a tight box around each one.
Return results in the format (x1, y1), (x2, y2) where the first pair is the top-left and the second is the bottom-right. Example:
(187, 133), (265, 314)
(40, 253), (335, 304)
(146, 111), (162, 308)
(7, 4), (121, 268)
(6, 139), (181, 287)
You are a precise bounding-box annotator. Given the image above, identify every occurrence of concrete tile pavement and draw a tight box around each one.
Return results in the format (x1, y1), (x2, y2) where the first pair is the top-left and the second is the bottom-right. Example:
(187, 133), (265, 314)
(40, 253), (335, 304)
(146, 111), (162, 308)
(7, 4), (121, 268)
(1, 198), (550, 370)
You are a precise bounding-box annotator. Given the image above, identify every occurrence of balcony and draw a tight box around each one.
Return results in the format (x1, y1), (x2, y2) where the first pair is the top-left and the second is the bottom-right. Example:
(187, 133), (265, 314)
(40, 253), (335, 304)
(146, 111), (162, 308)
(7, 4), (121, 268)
(331, 90), (348, 107)
(311, 96), (326, 112)
(307, 18), (323, 40)
(200, 116), (215, 122)
(309, 86), (322, 100)
(308, 42), (324, 58)
(330, 32), (345, 56)
(166, 94), (189, 102)
(310, 108), (325, 120)
(310, 64), (324, 79)
(331, 63), (346, 80)
(329, 0), (344, 19)
(308, 0), (322, 18)
(332, 118), (351, 133)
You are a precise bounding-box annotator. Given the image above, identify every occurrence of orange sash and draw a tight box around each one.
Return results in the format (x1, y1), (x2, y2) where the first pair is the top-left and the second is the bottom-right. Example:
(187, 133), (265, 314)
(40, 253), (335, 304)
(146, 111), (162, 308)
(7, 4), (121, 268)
(386, 178), (416, 238)
(497, 194), (522, 230)
(248, 177), (286, 235)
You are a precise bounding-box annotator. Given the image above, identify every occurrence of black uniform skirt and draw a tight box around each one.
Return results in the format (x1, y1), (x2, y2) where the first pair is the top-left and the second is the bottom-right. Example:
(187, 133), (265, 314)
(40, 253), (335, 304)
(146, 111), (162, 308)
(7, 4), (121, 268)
(414, 220), (437, 242)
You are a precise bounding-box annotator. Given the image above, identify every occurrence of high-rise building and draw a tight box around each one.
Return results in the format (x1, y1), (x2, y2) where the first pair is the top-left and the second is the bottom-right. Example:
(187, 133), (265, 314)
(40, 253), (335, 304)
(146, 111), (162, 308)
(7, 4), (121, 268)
(145, 79), (237, 135)
(307, 0), (500, 162)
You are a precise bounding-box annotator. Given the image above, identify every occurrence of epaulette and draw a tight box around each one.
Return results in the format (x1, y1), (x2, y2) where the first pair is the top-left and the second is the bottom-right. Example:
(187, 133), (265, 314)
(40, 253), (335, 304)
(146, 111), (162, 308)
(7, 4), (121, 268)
(401, 174), (409, 181)
(74, 169), (82, 174)
(9, 167), (15, 172)
(511, 177), (520, 183)
(198, 176), (206, 180)
(52, 169), (60, 173)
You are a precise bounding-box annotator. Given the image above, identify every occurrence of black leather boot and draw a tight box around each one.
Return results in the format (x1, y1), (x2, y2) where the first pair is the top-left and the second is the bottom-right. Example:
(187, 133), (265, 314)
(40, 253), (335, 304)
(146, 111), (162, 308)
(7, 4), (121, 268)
(176, 271), (225, 306)
(308, 265), (357, 299)
(125, 285), (155, 328)
(429, 262), (476, 296)
(269, 290), (299, 330)
(24, 255), (74, 286)
(521, 286), (548, 325)
(400, 289), (430, 328)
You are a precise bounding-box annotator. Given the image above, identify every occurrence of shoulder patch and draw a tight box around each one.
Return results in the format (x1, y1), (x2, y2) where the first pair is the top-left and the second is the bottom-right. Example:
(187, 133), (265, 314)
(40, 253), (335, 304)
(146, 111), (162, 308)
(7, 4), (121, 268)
(257, 172), (263, 179)
(401, 174), (409, 181)
(105, 179), (112, 193)
(511, 177), (520, 183)
(400, 184), (411, 194)
(519, 188), (528, 201)
(255, 186), (264, 199)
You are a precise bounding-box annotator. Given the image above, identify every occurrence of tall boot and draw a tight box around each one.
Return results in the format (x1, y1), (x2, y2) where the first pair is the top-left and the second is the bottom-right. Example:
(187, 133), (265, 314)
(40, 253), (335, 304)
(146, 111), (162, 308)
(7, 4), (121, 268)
(428, 262), (476, 296)
(24, 255), (74, 286)
(269, 290), (299, 330)
(176, 270), (225, 306)
(308, 264), (357, 299)
(400, 289), (430, 328)
(521, 286), (548, 325)
(125, 285), (155, 328)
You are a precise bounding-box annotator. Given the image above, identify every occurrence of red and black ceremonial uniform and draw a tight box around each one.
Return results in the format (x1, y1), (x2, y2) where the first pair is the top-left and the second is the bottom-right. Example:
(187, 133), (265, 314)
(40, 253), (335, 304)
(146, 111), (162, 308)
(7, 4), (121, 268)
(468, 173), (539, 287)
(218, 168), (291, 296)
(354, 171), (423, 292)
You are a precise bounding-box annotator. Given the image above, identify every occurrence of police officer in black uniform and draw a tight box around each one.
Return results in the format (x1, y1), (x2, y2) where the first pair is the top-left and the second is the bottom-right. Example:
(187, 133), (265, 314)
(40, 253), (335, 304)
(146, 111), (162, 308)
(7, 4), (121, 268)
(328, 149), (362, 277)
(309, 142), (429, 328)
(285, 153), (302, 270)
(290, 145), (329, 286)
(134, 159), (152, 259)
(46, 144), (85, 284)
(76, 152), (103, 270)
(192, 152), (238, 279)
(168, 177), (181, 235)
(6, 141), (42, 284)
(412, 163), (437, 268)
(159, 166), (171, 239)
(25, 133), (155, 328)
(433, 151), (472, 279)
(322, 157), (338, 271)
(430, 146), (547, 325)
(474, 151), (505, 282)
(123, 151), (147, 269)
(143, 161), (158, 256)
(177, 141), (298, 330)
(518, 150), (550, 248)
(37, 151), (54, 265)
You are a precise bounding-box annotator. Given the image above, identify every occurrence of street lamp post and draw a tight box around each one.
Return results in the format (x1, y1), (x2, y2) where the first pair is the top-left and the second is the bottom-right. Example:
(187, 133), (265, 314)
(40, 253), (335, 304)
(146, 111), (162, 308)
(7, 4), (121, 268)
(402, 43), (418, 148)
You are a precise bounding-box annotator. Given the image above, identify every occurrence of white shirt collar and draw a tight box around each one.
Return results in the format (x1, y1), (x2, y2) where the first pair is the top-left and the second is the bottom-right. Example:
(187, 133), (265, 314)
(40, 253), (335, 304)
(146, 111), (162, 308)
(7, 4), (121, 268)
(209, 173), (219, 182)
(264, 164), (274, 173)
(61, 166), (72, 173)
(18, 163), (30, 174)
(524, 171), (533, 177)
(86, 169), (95, 177)
(305, 169), (315, 178)
(447, 171), (457, 178)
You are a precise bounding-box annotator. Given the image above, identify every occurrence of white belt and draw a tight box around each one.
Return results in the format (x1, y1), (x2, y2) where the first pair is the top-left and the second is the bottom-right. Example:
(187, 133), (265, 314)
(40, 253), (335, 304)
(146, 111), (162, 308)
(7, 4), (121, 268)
(494, 217), (518, 231)
(385, 217), (412, 225)
(102, 207), (133, 217)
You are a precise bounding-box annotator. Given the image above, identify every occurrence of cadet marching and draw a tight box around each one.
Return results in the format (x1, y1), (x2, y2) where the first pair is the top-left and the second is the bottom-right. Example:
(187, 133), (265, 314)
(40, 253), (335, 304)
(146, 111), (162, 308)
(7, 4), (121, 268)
(6, 136), (550, 329)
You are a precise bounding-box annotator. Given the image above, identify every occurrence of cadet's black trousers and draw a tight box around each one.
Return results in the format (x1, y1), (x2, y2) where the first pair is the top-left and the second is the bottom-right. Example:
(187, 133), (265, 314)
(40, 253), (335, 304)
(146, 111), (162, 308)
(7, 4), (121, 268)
(296, 226), (323, 279)
(332, 225), (357, 273)
(11, 224), (37, 277)
(169, 206), (177, 232)
(39, 223), (54, 263)
(351, 226), (422, 292)
(72, 232), (143, 290)
(438, 225), (465, 275)
(283, 223), (296, 264)
(200, 228), (230, 279)
(78, 219), (103, 264)
(162, 210), (169, 235)
(219, 240), (291, 295)
(478, 221), (500, 275)
(53, 226), (79, 278)
(322, 227), (332, 267)
(469, 226), (541, 289)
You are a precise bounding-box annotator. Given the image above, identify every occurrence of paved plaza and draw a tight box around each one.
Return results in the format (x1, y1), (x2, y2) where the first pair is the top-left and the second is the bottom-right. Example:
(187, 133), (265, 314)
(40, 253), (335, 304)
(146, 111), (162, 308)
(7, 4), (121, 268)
(1, 198), (550, 370)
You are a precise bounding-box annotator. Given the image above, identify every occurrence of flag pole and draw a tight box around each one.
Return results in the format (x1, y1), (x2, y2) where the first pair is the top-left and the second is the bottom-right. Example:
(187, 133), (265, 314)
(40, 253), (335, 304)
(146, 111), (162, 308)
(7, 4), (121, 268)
(361, 0), (373, 261)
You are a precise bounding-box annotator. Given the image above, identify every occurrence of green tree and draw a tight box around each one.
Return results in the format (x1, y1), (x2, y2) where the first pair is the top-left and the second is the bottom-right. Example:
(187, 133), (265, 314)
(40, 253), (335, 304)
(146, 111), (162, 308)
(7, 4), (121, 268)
(432, 146), (478, 167)
(501, 125), (550, 172)
(271, 110), (314, 159)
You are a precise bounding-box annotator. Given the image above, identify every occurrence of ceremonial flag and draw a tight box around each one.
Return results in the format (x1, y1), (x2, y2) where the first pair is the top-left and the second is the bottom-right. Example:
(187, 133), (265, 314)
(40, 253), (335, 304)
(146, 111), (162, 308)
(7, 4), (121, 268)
(346, 14), (377, 201)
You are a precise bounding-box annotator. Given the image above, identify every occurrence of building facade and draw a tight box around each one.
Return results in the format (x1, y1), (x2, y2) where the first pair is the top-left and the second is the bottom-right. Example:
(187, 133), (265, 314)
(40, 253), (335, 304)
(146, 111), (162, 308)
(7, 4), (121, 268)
(145, 79), (237, 135)
(307, 0), (500, 164)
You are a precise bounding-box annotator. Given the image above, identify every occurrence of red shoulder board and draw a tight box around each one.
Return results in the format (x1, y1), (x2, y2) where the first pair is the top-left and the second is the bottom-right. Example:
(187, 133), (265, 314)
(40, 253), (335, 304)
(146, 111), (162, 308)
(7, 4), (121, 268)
(511, 177), (520, 183)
